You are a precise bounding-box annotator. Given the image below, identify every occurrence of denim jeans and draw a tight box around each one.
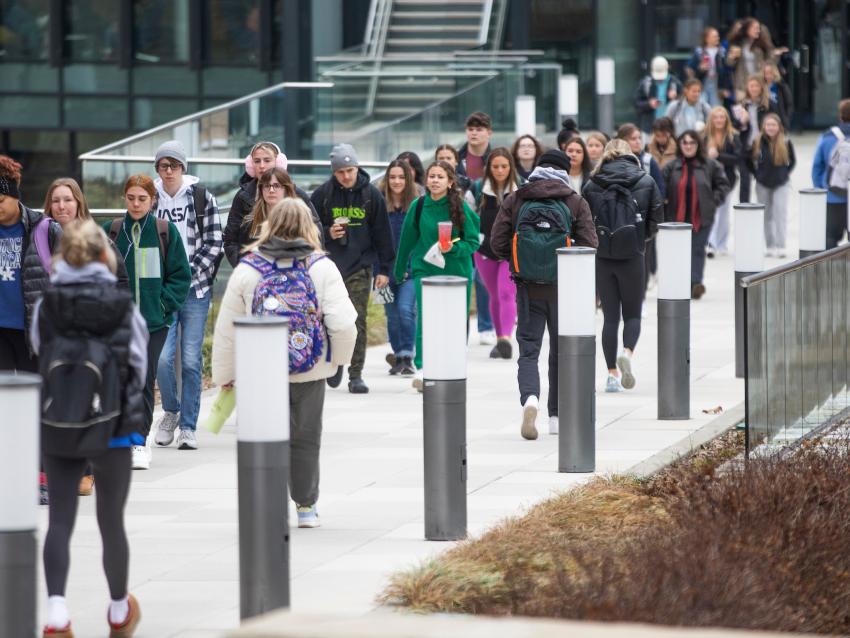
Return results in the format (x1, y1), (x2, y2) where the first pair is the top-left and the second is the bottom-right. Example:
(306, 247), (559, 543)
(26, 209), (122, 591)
(157, 289), (212, 431)
(385, 278), (416, 358)
(474, 267), (493, 332)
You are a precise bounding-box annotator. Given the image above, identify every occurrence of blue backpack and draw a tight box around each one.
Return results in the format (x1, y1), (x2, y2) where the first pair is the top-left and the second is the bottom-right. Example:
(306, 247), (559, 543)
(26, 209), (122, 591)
(241, 253), (328, 374)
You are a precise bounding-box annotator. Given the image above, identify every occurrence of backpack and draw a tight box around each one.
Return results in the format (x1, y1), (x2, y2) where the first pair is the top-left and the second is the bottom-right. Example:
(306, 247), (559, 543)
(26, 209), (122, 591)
(108, 217), (170, 264)
(827, 126), (850, 196)
(510, 198), (572, 284)
(594, 183), (644, 260)
(242, 252), (328, 374)
(39, 330), (123, 458)
(192, 184), (225, 281)
(33, 217), (53, 272)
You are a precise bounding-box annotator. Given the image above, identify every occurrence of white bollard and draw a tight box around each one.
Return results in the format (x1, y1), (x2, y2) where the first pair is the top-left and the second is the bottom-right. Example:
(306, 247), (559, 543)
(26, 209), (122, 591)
(514, 95), (537, 138)
(558, 74), (579, 125)
(734, 203), (766, 378)
(596, 57), (615, 135)
(799, 188), (828, 258)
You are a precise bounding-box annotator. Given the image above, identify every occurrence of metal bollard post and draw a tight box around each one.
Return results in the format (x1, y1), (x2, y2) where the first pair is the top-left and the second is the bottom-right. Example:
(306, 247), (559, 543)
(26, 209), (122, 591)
(234, 316), (290, 619)
(0, 373), (40, 638)
(734, 203), (765, 378)
(557, 247), (596, 472)
(657, 223), (692, 420)
(799, 188), (827, 259)
(422, 276), (467, 541)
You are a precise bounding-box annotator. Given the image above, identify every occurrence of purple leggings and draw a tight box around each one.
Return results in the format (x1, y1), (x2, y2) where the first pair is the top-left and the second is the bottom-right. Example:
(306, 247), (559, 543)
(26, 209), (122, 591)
(474, 253), (517, 338)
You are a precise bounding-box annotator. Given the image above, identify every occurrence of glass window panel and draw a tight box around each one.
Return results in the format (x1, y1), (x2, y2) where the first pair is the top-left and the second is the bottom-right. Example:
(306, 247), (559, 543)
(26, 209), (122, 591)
(133, 98), (198, 129)
(830, 257), (847, 412)
(0, 0), (49, 60)
(765, 277), (786, 444)
(133, 0), (189, 63)
(816, 261), (834, 422)
(63, 63), (128, 93)
(0, 63), (58, 93)
(76, 131), (125, 154)
(800, 267), (819, 432)
(207, 0), (259, 65)
(0, 95), (59, 127)
(7, 131), (71, 204)
(595, 0), (641, 127)
(783, 271), (803, 442)
(64, 96), (128, 129)
(133, 65), (198, 96)
(202, 67), (266, 97)
(65, 0), (119, 62)
(745, 284), (767, 451)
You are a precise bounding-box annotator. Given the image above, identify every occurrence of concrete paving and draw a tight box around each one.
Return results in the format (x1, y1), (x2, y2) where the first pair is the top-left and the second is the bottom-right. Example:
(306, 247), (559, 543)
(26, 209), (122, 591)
(35, 135), (821, 637)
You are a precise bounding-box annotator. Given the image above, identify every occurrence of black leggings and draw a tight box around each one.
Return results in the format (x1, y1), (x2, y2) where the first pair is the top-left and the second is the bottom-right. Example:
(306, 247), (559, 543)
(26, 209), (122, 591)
(597, 255), (645, 370)
(43, 448), (132, 599)
(0, 327), (36, 372)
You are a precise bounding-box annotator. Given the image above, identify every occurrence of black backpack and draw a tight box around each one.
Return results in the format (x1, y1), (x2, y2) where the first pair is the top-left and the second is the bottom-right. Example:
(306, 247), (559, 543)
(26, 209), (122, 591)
(40, 331), (123, 458)
(594, 184), (644, 260)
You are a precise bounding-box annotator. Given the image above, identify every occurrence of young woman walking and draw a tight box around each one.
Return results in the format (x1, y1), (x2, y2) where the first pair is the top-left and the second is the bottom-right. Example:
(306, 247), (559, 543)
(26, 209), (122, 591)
(511, 134), (543, 180)
(212, 198), (356, 528)
(583, 140), (662, 392)
(704, 107), (742, 256)
(104, 175), (191, 470)
(469, 148), (520, 359)
(393, 160), (480, 387)
(34, 220), (147, 638)
(751, 113), (796, 258)
(378, 160), (419, 375)
(584, 131), (609, 168)
(734, 75), (777, 203)
(563, 136), (593, 194)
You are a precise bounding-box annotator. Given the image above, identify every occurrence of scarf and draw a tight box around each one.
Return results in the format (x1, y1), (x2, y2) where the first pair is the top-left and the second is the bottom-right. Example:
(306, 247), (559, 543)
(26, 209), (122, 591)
(676, 158), (701, 232)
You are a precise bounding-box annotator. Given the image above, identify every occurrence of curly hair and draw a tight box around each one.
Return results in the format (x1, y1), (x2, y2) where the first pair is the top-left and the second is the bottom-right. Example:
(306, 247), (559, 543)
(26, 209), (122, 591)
(426, 160), (465, 235)
(0, 155), (23, 186)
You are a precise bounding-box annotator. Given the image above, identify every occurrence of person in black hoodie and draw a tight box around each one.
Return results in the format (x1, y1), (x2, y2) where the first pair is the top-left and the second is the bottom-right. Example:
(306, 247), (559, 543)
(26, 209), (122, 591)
(311, 143), (395, 394)
(750, 113), (795, 258)
(223, 141), (320, 266)
(582, 139), (663, 394)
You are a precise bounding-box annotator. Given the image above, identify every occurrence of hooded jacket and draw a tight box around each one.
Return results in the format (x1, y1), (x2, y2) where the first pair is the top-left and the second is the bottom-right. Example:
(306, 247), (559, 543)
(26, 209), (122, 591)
(490, 167), (598, 299)
(661, 156), (731, 230)
(582, 154), (664, 255)
(311, 168), (395, 279)
(468, 177), (520, 260)
(633, 74), (684, 132)
(224, 173), (322, 267)
(812, 122), (850, 204)
(212, 237), (357, 385)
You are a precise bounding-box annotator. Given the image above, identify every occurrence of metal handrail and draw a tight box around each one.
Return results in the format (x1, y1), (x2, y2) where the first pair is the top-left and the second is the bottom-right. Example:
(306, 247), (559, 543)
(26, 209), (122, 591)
(323, 69), (499, 78)
(740, 244), (850, 288)
(366, 0), (393, 114)
(80, 155), (389, 169)
(478, 0), (494, 46)
(78, 81), (334, 159)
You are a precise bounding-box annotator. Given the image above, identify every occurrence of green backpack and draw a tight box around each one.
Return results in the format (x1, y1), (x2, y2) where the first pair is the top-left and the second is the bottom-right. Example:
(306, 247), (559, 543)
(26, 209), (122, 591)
(510, 198), (572, 284)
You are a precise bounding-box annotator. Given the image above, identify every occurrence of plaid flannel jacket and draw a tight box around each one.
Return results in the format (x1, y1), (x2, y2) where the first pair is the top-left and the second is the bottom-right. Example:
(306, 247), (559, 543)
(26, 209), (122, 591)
(184, 185), (223, 298)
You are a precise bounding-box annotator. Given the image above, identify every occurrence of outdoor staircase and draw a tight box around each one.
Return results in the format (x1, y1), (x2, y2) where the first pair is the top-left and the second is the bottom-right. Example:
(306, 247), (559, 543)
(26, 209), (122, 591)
(384, 0), (489, 56)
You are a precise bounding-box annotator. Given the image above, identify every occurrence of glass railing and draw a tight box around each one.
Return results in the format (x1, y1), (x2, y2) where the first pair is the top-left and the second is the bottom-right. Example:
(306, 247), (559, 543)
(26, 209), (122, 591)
(742, 245), (850, 457)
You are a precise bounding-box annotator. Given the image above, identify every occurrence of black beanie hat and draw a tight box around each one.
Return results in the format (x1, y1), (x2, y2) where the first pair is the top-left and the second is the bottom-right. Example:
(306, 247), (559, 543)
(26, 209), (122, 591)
(536, 149), (572, 173)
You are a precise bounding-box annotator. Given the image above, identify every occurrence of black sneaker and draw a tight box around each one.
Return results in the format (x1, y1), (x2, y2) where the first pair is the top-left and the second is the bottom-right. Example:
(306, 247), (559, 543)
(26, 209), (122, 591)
(348, 378), (369, 394)
(388, 357), (404, 375)
(399, 357), (416, 377)
(496, 338), (512, 359)
(489, 345), (501, 359)
(327, 365), (344, 388)
(385, 352), (396, 369)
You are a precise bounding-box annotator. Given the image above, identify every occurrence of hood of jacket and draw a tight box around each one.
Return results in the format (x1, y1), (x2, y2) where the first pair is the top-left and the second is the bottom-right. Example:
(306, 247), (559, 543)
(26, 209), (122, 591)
(51, 260), (118, 286)
(590, 155), (645, 189)
(481, 177), (519, 198)
(527, 166), (572, 189)
(154, 175), (199, 210)
(257, 237), (315, 261)
(42, 266), (131, 337)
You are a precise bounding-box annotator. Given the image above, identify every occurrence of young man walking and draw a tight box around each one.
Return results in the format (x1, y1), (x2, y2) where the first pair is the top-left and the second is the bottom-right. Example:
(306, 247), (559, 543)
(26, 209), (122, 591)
(311, 143), (395, 394)
(812, 98), (850, 248)
(490, 150), (598, 440)
(152, 140), (223, 452)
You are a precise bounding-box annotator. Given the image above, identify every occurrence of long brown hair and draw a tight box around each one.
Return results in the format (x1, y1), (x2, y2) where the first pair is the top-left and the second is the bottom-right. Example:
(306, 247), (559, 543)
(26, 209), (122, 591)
(745, 74), (770, 110)
(43, 178), (91, 222)
(245, 168), (296, 238)
(379, 160), (418, 212)
(482, 147), (519, 201)
(510, 135), (543, 168)
(752, 113), (789, 166)
(704, 106), (736, 151)
(426, 161), (465, 235)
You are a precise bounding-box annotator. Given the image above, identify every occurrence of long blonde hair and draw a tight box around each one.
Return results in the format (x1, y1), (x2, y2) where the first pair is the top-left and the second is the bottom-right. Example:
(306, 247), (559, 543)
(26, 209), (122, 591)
(592, 139), (633, 176)
(43, 178), (92, 222)
(752, 113), (789, 166)
(59, 219), (117, 273)
(246, 198), (322, 253)
(704, 106), (736, 150)
(745, 74), (770, 109)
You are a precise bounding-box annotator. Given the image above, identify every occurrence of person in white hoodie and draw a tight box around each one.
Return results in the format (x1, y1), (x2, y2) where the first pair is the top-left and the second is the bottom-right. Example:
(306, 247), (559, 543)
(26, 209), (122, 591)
(211, 198), (356, 528)
(153, 140), (223, 454)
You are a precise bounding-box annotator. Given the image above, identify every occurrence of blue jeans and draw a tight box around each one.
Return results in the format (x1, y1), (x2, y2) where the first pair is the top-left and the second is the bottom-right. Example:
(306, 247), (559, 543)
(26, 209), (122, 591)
(157, 289), (212, 431)
(474, 268), (493, 332)
(384, 279), (416, 358)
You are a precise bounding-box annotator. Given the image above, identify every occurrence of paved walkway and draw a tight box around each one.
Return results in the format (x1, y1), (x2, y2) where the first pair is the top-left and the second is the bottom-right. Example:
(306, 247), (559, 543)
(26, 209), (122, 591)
(36, 136), (820, 637)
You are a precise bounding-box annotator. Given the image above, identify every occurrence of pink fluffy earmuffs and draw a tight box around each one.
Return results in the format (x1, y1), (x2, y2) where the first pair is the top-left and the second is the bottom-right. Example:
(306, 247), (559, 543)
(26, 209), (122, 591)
(244, 141), (288, 178)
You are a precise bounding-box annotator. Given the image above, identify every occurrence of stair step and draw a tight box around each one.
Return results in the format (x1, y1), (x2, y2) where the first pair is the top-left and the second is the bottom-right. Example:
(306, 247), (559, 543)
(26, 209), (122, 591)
(376, 92), (454, 101)
(386, 38), (480, 46)
(389, 25), (479, 32)
(380, 78), (455, 87)
(392, 11), (482, 19)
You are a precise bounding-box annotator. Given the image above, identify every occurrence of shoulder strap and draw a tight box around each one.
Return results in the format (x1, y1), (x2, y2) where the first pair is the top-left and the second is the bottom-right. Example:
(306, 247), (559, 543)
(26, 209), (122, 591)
(33, 218), (52, 272)
(108, 218), (122, 243)
(155, 217), (169, 263)
(413, 196), (425, 231)
(832, 126), (845, 142)
(193, 185), (207, 237)
(241, 252), (276, 275)
(303, 253), (326, 269)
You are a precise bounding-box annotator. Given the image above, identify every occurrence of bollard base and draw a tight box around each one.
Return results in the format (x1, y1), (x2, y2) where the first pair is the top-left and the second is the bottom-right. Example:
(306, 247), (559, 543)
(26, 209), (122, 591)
(237, 440), (290, 620)
(735, 271), (756, 378)
(658, 299), (690, 420)
(0, 530), (36, 638)
(423, 379), (467, 541)
(558, 336), (596, 472)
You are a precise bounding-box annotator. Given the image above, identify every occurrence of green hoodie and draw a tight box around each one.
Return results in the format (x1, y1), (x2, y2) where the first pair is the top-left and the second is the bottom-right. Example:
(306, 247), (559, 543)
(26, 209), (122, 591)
(104, 213), (191, 333)
(393, 194), (480, 282)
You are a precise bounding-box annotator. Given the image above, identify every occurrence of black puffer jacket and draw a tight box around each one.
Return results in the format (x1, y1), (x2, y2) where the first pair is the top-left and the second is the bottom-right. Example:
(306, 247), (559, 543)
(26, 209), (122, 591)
(582, 154), (664, 253)
(662, 157), (731, 230)
(223, 173), (322, 266)
(19, 204), (62, 351)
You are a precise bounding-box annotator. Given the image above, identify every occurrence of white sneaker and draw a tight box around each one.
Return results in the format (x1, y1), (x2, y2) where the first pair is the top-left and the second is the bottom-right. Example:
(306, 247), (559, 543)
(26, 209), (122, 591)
(605, 375), (624, 393)
(131, 444), (150, 470)
(521, 396), (539, 440)
(548, 416), (559, 435)
(176, 429), (198, 450)
(479, 330), (497, 345)
(412, 373), (424, 393)
(154, 411), (179, 446)
(617, 353), (635, 389)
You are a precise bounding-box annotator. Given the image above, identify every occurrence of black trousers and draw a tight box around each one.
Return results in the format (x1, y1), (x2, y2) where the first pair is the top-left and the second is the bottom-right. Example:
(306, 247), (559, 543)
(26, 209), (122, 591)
(597, 256), (645, 370)
(0, 327), (37, 372)
(290, 379), (325, 507)
(826, 202), (847, 249)
(515, 286), (558, 417)
(143, 328), (169, 437)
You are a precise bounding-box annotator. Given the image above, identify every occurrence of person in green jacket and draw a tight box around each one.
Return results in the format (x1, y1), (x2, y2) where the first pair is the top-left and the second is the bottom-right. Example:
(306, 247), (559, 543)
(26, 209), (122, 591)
(104, 174), (191, 470)
(394, 160), (480, 387)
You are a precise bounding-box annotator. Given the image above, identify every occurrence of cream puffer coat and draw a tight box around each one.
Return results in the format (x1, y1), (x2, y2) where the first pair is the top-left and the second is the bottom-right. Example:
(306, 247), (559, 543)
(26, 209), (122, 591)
(212, 249), (357, 385)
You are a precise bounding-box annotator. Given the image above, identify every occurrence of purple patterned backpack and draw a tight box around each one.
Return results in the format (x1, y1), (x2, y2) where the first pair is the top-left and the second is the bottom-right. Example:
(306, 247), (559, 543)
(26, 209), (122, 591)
(241, 252), (327, 374)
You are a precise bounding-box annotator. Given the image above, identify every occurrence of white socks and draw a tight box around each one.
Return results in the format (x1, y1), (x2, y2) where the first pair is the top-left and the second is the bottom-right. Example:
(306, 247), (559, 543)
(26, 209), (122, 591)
(523, 395), (539, 410)
(109, 596), (130, 626)
(47, 595), (69, 629)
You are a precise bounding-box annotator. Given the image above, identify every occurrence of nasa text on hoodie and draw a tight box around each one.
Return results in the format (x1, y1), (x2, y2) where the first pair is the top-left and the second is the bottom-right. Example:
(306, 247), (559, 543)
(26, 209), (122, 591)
(154, 174), (199, 261)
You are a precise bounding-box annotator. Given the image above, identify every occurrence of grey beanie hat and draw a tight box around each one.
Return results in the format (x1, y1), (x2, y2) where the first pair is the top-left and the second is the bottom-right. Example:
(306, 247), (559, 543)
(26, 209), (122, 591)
(155, 140), (188, 171)
(330, 143), (359, 172)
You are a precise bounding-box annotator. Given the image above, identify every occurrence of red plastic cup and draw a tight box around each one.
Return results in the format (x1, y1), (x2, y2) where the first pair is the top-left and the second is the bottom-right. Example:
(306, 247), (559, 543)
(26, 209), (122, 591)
(438, 221), (453, 250)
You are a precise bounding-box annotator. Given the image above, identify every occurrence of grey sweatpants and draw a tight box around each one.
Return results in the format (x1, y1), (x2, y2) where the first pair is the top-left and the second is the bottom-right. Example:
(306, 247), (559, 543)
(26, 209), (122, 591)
(290, 379), (325, 507)
(756, 182), (790, 250)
